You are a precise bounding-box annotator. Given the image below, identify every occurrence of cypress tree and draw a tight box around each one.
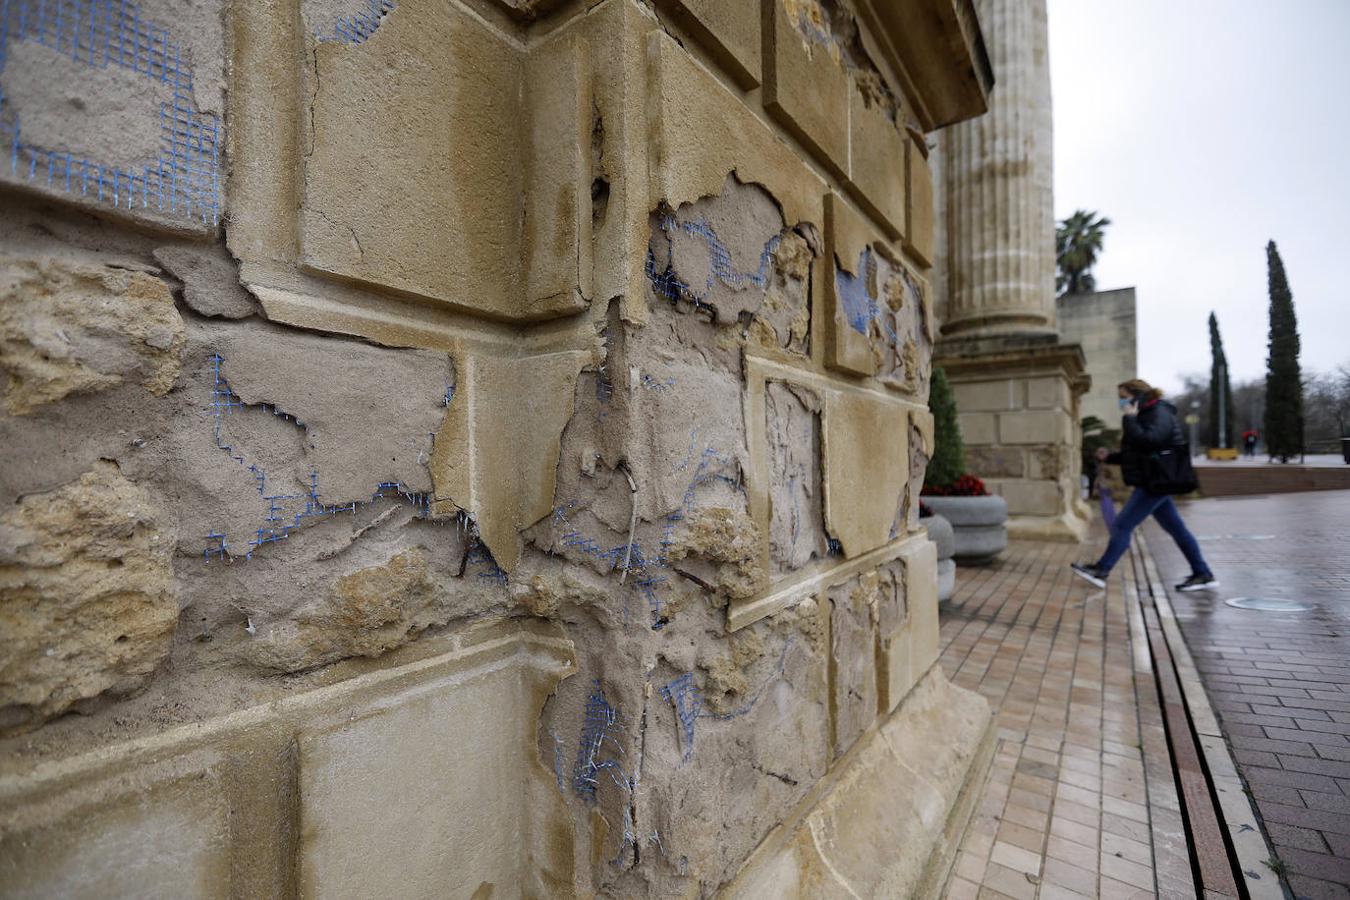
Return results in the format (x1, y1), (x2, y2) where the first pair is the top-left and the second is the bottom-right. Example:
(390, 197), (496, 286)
(1207, 312), (1234, 448)
(924, 366), (966, 489)
(1263, 241), (1303, 461)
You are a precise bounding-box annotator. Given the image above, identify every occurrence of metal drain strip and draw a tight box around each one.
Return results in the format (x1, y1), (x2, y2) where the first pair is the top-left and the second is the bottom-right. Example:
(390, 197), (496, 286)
(1131, 536), (1289, 900)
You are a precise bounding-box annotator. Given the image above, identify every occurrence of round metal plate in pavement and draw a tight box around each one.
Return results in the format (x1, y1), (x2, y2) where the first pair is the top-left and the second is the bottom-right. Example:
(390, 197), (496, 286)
(1224, 597), (1312, 612)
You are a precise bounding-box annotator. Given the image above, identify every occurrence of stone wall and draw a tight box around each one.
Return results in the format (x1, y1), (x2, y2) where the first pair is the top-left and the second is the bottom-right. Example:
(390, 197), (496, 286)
(0, 0), (993, 895)
(1056, 288), (1138, 427)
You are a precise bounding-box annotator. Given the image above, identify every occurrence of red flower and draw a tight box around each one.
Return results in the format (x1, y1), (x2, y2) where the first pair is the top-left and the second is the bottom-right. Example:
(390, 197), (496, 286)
(921, 474), (989, 497)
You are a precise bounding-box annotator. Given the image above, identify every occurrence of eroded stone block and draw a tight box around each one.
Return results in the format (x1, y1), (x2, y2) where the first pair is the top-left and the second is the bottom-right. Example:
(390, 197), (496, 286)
(824, 193), (880, 378)
(430, 349), (586, 573)
(0, 256), (183, 415)
(0, 462), (175, 731)
(821, 390), (909, 558)
(828, 569), (879, 758)
(766, 381), (827, 576)
(648, 31), (824, 230)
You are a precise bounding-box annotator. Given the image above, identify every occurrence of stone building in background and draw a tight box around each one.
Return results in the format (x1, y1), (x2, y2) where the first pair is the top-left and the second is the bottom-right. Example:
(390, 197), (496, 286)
(930, 0), (1092, 541)
(1057, 288), (1139, 427)
(0, 0), (998, 895)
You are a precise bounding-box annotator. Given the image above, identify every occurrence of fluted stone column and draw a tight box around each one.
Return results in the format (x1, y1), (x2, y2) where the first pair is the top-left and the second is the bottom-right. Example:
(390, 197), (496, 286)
(934, 0), (1090, 542)
(941, 0), (1056, 338)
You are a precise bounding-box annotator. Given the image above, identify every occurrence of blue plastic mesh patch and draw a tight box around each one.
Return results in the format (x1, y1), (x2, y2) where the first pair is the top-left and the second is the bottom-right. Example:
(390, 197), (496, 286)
(204, 353), (440, 562)
(551, 431), (741, 631)
(659, 673), (701, 762)
(646, 214), (782, 314)
(834, 247), (901, 346)
(0, 0), (222, 225)
(317, 0), (395, 44)
(572, 680), (628, 803)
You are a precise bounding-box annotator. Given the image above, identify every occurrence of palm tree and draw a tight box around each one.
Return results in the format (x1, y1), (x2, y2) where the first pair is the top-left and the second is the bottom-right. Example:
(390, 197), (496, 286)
(1056, 210), (1111, 296)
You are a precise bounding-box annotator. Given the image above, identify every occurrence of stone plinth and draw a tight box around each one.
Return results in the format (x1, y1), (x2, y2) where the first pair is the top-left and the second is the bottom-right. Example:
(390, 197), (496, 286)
(937, 335), (1091, 541)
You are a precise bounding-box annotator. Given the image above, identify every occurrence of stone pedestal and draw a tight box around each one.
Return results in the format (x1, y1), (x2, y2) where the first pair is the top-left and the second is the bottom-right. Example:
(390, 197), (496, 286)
(938, 335), (1091, 541)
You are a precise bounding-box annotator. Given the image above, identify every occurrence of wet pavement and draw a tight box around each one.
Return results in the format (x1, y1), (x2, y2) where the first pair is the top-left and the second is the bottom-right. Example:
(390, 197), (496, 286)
(1145, 490), (1350, 900)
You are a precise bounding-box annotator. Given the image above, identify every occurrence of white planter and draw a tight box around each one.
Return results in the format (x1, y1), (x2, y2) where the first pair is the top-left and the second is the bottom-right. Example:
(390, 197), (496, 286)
(922, 495), (1008, 563)
(923, 514), (958, 602)
(923, 514), (956, 561)
(937, 558), (956, 602)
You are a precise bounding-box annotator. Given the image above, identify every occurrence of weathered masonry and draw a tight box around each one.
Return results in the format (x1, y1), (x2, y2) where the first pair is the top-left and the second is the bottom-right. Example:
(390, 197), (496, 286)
(1, 0), (994, 895)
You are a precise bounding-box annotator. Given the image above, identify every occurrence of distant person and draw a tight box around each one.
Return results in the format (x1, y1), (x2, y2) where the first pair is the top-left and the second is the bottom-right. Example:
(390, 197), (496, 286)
(1242, 429), (1258, 457)
(1071, 379), (1218, 592)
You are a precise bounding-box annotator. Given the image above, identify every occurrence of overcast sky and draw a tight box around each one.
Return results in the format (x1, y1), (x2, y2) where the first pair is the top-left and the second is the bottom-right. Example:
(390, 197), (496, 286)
(1047, 0), (1350, 394)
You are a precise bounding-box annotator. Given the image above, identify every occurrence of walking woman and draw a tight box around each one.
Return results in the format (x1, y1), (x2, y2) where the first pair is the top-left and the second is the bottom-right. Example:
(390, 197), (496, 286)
(1071, 379), (1219, 592)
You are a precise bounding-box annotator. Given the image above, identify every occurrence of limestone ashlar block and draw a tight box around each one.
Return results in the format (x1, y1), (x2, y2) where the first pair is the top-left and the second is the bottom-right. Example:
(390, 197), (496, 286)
(652, 0), (761, 88)
(991, 479), (1062, 517)
(524, 34), (594, 309)
(1026, 374), (1071, 409)
(647, 31), (824, 230)
(878, 538), (938, 716)
(901, 537), (939, 682)
(763, 0), (850, 178)
(951, 378), (1018, 413)
(905, 137), (935, 266)
(821, 390), (909, 558)
(997, 409), (1072, 445)
(823, 193), (880, 377)
(0, 768), (231, 899)
(429, 349), (586, 573)
(297, 634), (574, 899)
(846, 83), (907, 240)
(956, 411), (996, 445)
(301, 3), (589, 321)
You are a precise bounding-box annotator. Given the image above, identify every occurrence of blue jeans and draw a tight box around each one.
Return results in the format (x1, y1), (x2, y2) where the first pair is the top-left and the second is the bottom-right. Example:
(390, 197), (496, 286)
(1095, 489), (1212, 576)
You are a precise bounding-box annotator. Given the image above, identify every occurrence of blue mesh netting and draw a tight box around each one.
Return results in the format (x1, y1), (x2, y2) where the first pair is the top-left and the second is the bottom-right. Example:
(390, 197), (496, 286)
(0, 0), (222, 224)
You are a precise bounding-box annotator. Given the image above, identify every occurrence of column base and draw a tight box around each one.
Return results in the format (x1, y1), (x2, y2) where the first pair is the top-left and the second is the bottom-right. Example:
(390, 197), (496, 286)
(935, 334), (1091, 545)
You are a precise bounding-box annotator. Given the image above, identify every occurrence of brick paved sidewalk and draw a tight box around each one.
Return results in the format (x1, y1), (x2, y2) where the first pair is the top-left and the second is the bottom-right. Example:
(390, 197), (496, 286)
(1145, 490), (1350, 900)
(939, 540), (1194, 899)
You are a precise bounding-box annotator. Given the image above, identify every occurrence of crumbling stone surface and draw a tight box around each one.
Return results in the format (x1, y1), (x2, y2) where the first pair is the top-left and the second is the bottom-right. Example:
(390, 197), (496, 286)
(153, 246), (260, 319)
(0, 255), (184, 415)
(0, 462), (176, 731)
(241, 549), (438, 673)
(828, 569), (880, 757)
(766, 381), (828, 574)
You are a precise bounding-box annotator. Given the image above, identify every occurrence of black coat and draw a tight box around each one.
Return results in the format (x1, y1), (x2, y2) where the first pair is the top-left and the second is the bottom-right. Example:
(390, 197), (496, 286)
(1106, 399), (1184, 487)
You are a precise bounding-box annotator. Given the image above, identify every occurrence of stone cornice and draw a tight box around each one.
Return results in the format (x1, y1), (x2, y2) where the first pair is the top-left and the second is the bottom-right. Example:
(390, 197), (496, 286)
(855, 0), (994, 132)
(935, 335), (1090, 384)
